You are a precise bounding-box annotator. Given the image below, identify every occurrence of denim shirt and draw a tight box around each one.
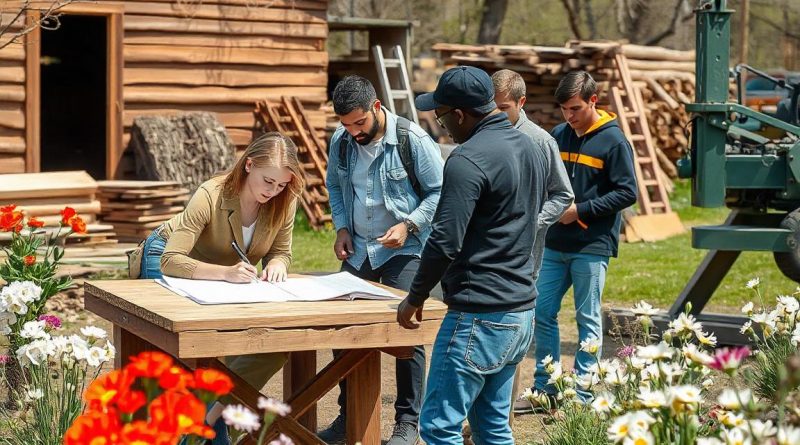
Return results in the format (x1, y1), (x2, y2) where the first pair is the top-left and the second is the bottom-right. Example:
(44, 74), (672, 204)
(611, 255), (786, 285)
(326, 108), (444, 269)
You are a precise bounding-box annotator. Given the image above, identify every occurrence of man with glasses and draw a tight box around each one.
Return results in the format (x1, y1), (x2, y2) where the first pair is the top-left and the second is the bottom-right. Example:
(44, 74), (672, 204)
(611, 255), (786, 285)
(397, 66), (549, 444)
(323, 75), (444, 445)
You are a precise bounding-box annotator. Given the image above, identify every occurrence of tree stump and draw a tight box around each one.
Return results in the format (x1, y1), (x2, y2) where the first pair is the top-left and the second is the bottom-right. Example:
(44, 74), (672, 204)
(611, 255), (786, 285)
(129, 112), (237, 192)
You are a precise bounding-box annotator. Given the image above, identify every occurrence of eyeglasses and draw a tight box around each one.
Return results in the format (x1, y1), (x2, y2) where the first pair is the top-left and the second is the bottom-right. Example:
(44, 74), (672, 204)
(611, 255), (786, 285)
(434, 108), (456, 127)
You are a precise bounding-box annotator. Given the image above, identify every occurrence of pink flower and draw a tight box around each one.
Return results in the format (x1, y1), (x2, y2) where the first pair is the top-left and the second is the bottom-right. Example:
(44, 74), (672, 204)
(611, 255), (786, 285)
(616, 345), (636, 358)
(708, 346), (750, 374)
(0, 355), (9, 365)
(38, 314), (62, 329)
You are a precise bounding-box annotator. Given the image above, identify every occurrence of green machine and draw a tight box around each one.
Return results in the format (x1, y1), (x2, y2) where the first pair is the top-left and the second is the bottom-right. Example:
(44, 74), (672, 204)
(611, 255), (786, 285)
(610, 0), (800, 344)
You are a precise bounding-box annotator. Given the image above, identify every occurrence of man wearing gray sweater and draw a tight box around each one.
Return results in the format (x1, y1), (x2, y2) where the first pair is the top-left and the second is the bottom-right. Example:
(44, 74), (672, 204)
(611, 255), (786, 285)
(492, 69), (574, 282)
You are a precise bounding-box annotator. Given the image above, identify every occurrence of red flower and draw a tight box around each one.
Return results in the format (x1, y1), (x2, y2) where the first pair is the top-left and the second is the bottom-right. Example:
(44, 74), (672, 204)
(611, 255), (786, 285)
(127, 351), (174, 380)
(84, 369), (136, 409)
(116, 389), (147, 415)
(64, 409), (122, 445)
(120, 421), (176, 445)
(0, 209), (23, 232)
(23, 255), (35, 266)
(60, 206), (76, 225)
(149, 391), (214, 439)
(159, 365), (195, 392)
(0, 204), (16, 213)
(193, 369), (233, 396)
(26, 217), (44, 228)
(68, 215), (87, 234)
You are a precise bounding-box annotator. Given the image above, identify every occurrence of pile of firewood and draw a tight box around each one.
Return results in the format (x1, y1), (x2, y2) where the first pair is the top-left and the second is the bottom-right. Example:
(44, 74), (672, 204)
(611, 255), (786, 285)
(432, 41), (696, 176)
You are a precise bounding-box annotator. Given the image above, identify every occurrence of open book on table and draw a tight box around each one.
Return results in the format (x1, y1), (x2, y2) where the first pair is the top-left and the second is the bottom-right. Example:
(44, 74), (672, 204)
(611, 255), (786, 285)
(156, 272), (400, 305)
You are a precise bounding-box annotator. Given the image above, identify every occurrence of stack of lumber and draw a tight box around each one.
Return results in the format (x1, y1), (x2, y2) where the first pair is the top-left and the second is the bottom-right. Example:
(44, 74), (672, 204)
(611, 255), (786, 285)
(432, 41), (696, 174)
(255, 97), (332, 230)
(97, 180), (189, 242)
(0, 171), (118, 246)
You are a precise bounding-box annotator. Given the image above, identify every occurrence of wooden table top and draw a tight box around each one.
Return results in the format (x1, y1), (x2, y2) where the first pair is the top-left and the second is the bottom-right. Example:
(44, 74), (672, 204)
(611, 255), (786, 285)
(84, 279), (448, 333)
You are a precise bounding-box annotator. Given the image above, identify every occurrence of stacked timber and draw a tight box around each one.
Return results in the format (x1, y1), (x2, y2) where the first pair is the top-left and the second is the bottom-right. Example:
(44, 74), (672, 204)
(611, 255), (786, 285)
(0, 12), (28, 174)
(0, 171), (118, 246)
(97, 180), (189, 242)
(433, 41), (696, 173)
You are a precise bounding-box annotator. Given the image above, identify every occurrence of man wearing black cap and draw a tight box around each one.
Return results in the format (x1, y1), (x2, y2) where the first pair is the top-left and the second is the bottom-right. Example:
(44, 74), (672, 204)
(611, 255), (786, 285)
(396, 65), (548, 443)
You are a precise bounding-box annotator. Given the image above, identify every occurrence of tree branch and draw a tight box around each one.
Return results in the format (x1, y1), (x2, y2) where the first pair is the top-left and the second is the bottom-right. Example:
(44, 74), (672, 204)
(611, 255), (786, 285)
(750, 12), (800, 40)
(0, 0), (76, 51)
(643, 0), (687, 46)
(560, 0), (584, 40)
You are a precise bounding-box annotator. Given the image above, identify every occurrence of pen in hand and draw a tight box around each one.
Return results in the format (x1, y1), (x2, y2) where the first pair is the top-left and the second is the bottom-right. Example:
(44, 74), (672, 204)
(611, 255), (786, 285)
(231, 241), (258, 283)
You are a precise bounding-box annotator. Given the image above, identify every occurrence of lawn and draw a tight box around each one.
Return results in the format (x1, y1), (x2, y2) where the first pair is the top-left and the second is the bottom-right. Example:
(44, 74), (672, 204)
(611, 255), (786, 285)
(291, 179), (800, 311)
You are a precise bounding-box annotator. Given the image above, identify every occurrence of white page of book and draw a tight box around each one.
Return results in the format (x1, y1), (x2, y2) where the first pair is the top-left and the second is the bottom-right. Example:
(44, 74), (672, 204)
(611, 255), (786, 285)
(273, 272), (398, 301)
(158, 276), (294, 305)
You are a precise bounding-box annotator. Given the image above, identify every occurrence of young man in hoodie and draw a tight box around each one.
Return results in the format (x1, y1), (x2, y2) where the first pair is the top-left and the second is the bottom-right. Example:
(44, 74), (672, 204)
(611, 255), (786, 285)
(520, 71), (637, 410)
(397, 65), (548, 444)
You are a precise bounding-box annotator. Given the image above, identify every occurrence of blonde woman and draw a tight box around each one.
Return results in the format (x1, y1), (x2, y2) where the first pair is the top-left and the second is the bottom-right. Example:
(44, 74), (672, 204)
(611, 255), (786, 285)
(139, 132), (304, 444)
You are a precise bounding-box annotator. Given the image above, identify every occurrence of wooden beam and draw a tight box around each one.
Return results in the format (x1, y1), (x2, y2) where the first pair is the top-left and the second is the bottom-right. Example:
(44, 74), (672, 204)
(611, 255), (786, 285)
(123, 45), (328, 67)
(123, 15), (328, 39)
(123, 85), (326, 105)
(282, 351), (317, 432)
(0, 136), (25, 154)
(0, 84), (24, 102)
(122, 2), (327, 25)
(24, 9), (39, 173)
(108, 11), (124, 179)
(123, 32), (324, 51)
(0, 64), (24, 83)
(0, 155), (27, 173)
(346, 350), (381, 445)
(119, 0), (328, 10)
(124, 64), (327, 88)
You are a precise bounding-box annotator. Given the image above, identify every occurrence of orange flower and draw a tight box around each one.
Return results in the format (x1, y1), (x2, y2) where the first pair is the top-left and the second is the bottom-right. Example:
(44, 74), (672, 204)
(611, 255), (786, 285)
(0, 204), (16, 213)
(64, 409), (122, 445)
(60, 206), (76, 225)
(193, 369), (234, 396)
(84, 369), (136, 409)
(26, 217), (44, 228)
(159, 365), (195, 391)
(23, 255), (35, 266)
(68, 215), (87, 234)
(149, 391), (214, 439)
(0, 209), (23, 232)
(127, 351), (174, 380)
(120, 421), (176, 445)
(116, 389), (147, 415)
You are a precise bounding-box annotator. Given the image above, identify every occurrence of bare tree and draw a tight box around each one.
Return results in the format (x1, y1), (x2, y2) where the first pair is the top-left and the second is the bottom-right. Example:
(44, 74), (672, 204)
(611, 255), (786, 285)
(561, 0), (584, 40)
(476, 0), (509, 44)
(583, 0), (597, 40)
(642, 0), (691, 45)
(0, 0), (76, 50)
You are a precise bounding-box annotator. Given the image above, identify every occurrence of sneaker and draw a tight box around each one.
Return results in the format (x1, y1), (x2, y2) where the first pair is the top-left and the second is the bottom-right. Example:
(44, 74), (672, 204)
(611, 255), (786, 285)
(387, 421), (419, 445)
(513, 390), (557, 414)
(318, 414), (346, 444)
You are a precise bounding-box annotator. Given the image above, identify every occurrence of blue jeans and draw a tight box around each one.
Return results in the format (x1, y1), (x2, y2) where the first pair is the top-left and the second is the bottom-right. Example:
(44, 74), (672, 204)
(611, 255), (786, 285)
(533, 248), (608, 401)
(420, 309), (533, 445)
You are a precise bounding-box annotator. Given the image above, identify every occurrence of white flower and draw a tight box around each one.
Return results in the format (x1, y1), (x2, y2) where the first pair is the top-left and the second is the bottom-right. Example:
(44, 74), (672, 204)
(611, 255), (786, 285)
(697, 331), (717, 347)
(718, 388), (753, 411)
(1, 292), (28, 316)
(20, 320), (49, 340)
(68, 335), (90, 363)
(608, 411), (656, 442)
(575, 372), (600, 390)
(546, 362), (563, 385)
(669, 385), (702, 414)
(16, 339), (54, 366)
(623, 430), (654, 445)
(720, 427), (750, 444)
(741, 302), (754, 315)
(104, 341), (116, 363)
(1, 281), (43, 304)
(637, 342), (673, 361)
(86, 346), (110, 368)
(717, 410), (746, 427)
(637, 388), (668, 409)
(745, 277), (760, 289)
(740, 321), (753, 335)
(222, 405), (261, 433)
(561, 388), (577, 399)
(658, 361), (685, 383)
(778, 426), (800, 445)
(748, 419), (777, 441)
(25, 387), (43, 402)
(632, 301), (659, 316)
(267, 433), (293, 445)
(0, 312), (17, 335)
(80, 325), (107, 340)
(604, 369), (630, 386)
(608, 414), (633, 442)
(668, 313), (702, 337)
(591, 392), (615, 414)
(629, 356), (649, 370)
(701, 378), (714, 389)
(682, 344), (713, 366)
(580, 336), (601, 355)
(697, 438), (724, 445)
(258, 397), (291, 416)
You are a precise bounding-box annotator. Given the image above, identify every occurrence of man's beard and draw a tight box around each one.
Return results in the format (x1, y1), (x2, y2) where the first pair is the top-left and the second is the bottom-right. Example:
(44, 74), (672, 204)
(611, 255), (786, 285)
(355, 109), (380, 145)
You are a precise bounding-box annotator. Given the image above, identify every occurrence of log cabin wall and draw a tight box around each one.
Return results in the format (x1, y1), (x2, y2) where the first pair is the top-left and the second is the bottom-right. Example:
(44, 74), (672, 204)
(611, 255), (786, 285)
(0, 0), (330, 177)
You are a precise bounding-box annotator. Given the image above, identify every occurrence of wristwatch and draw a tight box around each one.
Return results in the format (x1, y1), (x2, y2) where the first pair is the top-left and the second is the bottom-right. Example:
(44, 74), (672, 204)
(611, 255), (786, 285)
(404, 219), (420, 235)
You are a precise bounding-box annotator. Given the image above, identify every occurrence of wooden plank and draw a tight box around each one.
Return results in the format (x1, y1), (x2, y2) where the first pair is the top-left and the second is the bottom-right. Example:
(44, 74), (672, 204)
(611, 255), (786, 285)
(98, 179), (182, 189)
(0, 105), (24, 129)
(108, 10), (124, 179)
(124, 32), (324, 51)
(0, 170), (97, 200)
(124, 64), (328, 87)
(16, 199), (101, 217)
(283, 351), (317, 432)
(124, 107), (257, 128)
(119, 0), (328, 10)
(0, 84), (24, 102)
(124, 45), (328, 67)
(0, 155), (25, 173)
(124, 85), (327, 105)
(346, 350), (381, 445)
(0, 64), (24, 83)
(177, 321), (442, 358)
(84, 279), (447, 332)
(122, 2), (326, 25)
(0, 135), (24, 153)
(123, 15), (328, 39)
(24, 9), (40, 173)
(123, 105), (326, 130)
(0, 45), (24, 61)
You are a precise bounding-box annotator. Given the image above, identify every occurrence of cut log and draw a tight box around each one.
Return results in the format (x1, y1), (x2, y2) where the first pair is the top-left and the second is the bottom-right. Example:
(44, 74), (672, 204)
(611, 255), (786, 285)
(124, 45), (328, 66)
(621, 44), (695, 62)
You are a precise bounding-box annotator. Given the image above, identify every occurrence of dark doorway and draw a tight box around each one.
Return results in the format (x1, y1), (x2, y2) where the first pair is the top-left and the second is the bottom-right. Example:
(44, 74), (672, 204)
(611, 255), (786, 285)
(40, 15), (107, 179)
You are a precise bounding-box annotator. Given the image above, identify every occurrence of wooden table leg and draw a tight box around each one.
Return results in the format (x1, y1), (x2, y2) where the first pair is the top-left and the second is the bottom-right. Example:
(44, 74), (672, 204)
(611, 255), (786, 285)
(346, 350), (381, 445)
(283, 350), (317, 432)
(113, 325), (158, 368)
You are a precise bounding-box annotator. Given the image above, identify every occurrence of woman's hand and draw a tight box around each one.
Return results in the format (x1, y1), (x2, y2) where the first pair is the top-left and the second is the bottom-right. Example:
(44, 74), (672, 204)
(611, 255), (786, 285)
(262, 260), (288, 283)
(224, 261), (258, 283)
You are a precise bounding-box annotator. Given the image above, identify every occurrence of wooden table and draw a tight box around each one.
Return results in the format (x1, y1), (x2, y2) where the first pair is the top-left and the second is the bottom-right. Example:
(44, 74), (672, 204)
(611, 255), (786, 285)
(84, 279), (447, 444)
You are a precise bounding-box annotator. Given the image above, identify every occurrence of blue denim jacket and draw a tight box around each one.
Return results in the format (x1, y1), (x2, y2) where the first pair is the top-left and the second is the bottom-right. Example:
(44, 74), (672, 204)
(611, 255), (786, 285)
(326, 108), (444, 268)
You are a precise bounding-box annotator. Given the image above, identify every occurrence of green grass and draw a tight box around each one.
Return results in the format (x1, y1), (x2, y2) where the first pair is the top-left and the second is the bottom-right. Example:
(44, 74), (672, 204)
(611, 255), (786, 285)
(289, 180), (799, 310)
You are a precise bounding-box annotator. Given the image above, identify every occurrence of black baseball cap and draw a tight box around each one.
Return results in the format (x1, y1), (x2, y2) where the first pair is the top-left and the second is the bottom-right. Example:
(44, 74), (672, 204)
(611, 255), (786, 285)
(415, 66), (497, 114)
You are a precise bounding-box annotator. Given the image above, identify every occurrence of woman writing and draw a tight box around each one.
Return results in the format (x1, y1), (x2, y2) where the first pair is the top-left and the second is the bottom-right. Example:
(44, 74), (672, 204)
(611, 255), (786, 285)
(138, 132), (303, 444)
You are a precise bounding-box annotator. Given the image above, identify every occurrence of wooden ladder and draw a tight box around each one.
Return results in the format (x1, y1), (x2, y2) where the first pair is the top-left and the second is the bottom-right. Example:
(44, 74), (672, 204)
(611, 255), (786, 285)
(609, 52), (684, 241)
(255, 97), (332, 230)
(372, 44), (419, 124)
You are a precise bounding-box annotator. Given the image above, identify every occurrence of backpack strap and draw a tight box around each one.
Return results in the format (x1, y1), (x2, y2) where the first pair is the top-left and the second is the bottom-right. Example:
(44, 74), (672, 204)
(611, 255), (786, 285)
(396, 116), (422, 198)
